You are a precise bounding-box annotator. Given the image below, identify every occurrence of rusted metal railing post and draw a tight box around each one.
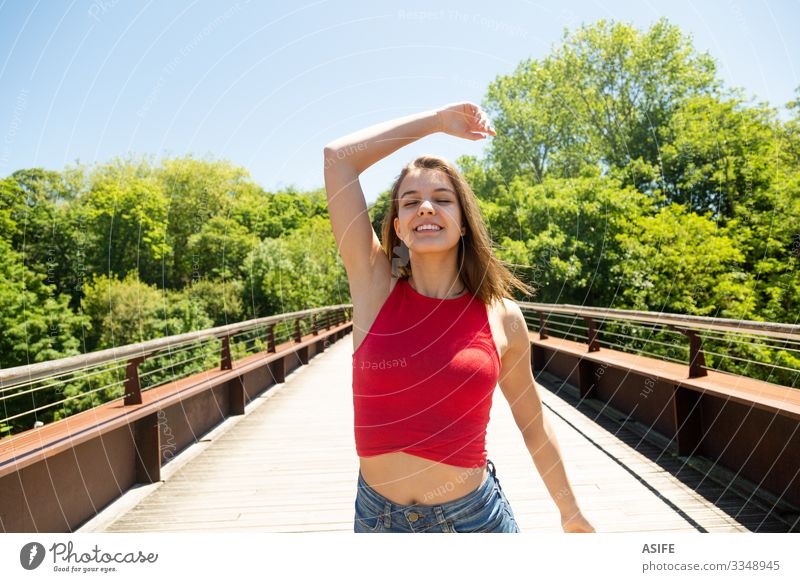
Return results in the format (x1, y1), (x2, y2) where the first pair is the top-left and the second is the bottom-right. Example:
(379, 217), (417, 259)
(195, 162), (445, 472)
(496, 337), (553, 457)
(220, 335), (233, 370)
(538, 311), (549, 340)
(583, 316), (600, 352)
(667, 325), (708, 378)
(685, 329), (708, 378)
(124, 356), (147, 405)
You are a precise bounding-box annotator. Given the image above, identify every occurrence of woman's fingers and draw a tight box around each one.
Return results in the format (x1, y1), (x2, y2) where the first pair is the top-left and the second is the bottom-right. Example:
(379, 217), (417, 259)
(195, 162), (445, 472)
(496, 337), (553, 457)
(475, 119), (494, 136)
(475, 110), (495, 135)
(437, 102), (494, 138)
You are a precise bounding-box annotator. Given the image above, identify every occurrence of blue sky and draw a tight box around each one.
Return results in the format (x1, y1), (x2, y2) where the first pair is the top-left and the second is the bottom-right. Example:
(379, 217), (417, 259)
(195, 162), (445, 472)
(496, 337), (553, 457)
(1, 0), (798, 203)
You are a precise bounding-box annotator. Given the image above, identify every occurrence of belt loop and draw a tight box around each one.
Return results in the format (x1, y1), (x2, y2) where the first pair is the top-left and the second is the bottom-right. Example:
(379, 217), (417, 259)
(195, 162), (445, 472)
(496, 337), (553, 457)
(487, 458), (504, 491)
(434, 506), (450, 533)
(383, 500), (392, 528)
(486, 458), (496, 478)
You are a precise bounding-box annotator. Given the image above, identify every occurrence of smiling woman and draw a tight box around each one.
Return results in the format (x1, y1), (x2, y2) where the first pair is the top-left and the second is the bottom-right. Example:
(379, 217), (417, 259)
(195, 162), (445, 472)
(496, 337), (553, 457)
(324, 102), (595, 533)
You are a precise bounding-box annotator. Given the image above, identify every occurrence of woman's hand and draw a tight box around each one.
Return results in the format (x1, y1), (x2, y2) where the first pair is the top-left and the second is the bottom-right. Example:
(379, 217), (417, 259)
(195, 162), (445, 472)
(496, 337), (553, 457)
(435, 102), (496, 140)
(560, 509), (596, 533)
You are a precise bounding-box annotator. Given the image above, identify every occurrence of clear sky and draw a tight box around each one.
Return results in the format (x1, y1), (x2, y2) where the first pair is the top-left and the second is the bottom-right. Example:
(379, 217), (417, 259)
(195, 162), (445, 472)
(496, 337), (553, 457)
(1, 0), (798, 203)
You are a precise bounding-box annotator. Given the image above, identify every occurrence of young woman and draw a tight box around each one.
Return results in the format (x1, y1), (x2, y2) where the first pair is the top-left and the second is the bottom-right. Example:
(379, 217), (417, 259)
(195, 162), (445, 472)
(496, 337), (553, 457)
(324, 102), (595, 533)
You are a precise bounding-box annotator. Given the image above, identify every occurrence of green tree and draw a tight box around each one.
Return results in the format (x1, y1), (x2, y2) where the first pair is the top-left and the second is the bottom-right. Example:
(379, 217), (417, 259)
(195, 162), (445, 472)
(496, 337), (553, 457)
(368, 189), (392, 236)
(0, 238), (89, 368)
(484, 18), (719, 185)
(80, 272), (163, 349)
(231, 186), (329, 239)
(158, 156), (252, 286)
(0, 177), (22, 241)
(612, 203), (755, 318)
(187, 216), (258, 280)
(0, 170), (82, 300)
(658, 93), (781, 220)
(181, 277), (244, 327)
(487, 175), (654, 306)
(242, 215), (348, 318)
(77, 157), (170, 285)
(0, 238), (90, 435)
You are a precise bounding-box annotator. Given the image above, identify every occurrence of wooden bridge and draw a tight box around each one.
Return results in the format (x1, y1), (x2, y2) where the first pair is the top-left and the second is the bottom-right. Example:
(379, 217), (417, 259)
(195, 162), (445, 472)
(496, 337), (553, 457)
(76, 335), (788, 533)
(1, 304), (798, 533)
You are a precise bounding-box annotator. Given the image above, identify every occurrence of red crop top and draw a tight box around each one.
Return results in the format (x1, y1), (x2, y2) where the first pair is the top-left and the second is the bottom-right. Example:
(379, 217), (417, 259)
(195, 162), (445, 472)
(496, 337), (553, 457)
(352, 277), (501, 468)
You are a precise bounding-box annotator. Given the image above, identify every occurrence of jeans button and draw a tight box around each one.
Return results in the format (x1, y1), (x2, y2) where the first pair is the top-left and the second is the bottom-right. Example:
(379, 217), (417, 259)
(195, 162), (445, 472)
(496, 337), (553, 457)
(408, 512), (419, 522)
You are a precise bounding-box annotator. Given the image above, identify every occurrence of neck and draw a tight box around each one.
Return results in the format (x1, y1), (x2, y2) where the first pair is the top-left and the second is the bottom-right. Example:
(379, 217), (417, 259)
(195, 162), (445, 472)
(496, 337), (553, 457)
(407, 264), (465, 299)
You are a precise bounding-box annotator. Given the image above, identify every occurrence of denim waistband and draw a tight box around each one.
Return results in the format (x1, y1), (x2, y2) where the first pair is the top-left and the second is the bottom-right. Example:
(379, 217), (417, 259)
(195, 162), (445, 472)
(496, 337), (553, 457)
(357, 458), (499, 526)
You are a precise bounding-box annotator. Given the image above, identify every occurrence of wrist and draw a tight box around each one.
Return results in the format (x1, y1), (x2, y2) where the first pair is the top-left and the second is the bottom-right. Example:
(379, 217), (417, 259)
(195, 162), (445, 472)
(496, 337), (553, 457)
(555, 489), (581, 516)
(559, 503), (582, 519)
(431, 108), (444, 134)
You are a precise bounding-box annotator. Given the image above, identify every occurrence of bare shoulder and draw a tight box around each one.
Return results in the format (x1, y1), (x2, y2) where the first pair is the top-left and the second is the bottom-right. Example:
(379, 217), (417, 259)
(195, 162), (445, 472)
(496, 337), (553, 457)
(484, 296), (526, 362)
(498, 298), (529, 354)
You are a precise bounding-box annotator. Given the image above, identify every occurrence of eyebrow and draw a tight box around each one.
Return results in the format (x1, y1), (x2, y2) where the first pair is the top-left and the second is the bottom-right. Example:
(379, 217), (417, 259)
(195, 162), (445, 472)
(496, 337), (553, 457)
(399, 187), (456, 199)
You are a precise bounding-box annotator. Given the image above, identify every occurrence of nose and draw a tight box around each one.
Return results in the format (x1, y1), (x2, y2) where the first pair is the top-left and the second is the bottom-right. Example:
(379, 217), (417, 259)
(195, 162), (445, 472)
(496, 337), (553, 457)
(417, 199), (435, 213)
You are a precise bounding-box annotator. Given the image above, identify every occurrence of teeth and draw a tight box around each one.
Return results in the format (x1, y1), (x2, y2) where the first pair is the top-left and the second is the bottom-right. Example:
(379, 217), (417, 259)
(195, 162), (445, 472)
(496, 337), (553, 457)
(416, 225), (441, 231)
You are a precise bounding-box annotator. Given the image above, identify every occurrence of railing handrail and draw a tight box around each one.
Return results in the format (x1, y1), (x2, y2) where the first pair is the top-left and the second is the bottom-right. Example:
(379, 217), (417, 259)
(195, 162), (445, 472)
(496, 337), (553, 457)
(0, 304), (352, 389)
(3, 300), (796, 391)
(519, 302), (800, 341)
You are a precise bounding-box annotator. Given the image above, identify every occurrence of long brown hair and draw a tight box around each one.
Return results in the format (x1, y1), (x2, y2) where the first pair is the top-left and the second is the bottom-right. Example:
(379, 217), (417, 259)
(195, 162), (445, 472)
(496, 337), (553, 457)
(380, 155), (536, 308)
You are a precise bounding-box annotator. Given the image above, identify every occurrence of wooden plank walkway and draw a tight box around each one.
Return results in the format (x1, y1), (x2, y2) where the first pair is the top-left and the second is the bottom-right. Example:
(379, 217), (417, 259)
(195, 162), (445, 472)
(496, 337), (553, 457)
(78, 333), (791, 533)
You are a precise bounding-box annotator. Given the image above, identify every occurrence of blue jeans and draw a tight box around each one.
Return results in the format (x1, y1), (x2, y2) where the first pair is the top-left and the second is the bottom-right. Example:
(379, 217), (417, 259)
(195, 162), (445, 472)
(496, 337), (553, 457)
(354, 458), (520, 533)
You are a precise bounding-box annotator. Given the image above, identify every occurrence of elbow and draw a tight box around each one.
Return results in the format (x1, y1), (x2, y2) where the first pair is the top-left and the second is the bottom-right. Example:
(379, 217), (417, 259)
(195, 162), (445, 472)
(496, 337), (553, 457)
(521, 415), (548, 448)
(523, 428), (546, 450)
(323, 145), (341, 171)
(324, 145), (359, 175)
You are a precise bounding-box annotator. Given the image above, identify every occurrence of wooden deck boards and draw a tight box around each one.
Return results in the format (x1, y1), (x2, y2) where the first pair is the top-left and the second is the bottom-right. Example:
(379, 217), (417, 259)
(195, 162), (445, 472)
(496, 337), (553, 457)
(78, 333), (790, 533)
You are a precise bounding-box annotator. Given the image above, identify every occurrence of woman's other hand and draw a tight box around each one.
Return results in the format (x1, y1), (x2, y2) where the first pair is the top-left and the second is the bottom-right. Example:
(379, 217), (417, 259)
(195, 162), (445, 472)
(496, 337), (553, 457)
(435, 102), (496, 140)
(561, 509), (596, 533)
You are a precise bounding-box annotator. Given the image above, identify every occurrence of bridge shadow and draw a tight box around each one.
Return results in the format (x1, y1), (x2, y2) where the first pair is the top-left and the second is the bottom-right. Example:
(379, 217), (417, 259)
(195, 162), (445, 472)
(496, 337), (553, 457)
(535, 370), (799, 533)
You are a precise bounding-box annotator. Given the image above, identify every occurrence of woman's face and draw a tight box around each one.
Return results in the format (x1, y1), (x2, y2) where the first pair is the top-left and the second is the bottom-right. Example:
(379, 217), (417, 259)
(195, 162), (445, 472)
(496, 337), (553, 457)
(393, 168), (465, 253)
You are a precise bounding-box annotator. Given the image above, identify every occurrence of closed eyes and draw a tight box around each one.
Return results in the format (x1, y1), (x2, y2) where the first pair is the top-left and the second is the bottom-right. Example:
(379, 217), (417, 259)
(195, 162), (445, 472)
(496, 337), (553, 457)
(403, 200), (451, 207)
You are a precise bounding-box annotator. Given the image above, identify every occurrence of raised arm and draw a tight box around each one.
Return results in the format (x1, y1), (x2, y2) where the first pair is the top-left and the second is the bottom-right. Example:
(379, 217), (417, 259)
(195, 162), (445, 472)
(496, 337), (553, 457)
(323, 110), (439, 286)
(323, 103), (494, 291)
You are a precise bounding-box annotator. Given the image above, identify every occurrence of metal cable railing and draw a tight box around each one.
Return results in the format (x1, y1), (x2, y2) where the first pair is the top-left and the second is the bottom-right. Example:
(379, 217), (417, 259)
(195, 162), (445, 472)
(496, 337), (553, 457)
(520, 302), (800, 387)
(0, 305), (351, 438)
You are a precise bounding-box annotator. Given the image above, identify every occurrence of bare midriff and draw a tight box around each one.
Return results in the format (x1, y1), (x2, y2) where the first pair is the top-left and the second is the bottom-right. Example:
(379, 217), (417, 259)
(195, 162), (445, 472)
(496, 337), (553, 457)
(358, 451), (487, 505)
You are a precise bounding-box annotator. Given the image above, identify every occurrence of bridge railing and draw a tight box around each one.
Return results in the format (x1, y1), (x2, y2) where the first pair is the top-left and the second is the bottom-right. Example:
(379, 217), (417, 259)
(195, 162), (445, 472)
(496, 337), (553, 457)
(2, 298), (798, 532)
(519, 303), (800, 387)
(519, 302), (800, 522)
(0, 303), (354, 532)
(0, 305), (352, 439)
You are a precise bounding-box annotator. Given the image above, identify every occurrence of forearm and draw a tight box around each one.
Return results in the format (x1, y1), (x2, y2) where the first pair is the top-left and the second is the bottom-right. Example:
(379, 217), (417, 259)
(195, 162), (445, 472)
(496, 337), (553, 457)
(525, 415), (582, 517)
(323, 109), (441, 175)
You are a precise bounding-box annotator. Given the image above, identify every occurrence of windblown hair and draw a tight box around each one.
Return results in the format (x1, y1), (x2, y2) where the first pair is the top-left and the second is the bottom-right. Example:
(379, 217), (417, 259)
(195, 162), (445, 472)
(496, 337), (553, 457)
(380, 155), (536, 307)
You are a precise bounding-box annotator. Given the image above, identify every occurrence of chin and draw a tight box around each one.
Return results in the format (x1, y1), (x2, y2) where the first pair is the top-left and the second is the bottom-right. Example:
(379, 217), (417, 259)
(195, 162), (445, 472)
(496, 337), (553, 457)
(411, 241), (459, 252)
